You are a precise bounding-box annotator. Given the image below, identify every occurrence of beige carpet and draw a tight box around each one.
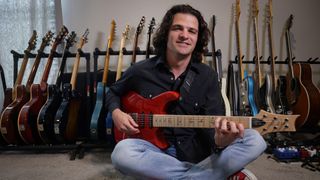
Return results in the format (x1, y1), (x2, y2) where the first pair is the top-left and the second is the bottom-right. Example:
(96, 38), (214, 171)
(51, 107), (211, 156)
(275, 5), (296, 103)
(0, 149), (319, 180)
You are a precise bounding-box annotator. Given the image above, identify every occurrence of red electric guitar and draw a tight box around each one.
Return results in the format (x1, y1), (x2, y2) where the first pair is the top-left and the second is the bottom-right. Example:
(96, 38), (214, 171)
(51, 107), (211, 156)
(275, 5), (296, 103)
(114, 91), (298, 149)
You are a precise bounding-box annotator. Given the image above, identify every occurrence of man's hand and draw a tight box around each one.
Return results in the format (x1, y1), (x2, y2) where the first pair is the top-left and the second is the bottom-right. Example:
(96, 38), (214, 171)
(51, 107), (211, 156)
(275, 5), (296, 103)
(112, 108), (140, 135)
(214, 117), (244, 148)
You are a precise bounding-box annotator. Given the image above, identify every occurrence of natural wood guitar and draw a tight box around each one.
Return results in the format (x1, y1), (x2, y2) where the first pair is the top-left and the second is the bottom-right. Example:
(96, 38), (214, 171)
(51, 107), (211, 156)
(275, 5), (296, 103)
(114, 91), (298, 149)
(18, 26), (68, 144)
(53, 29), (89, 144)
(0, 31), (53, 144)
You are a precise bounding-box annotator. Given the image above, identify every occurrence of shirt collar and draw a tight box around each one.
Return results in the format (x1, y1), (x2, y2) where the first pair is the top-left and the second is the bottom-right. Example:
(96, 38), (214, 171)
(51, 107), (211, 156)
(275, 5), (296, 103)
(155, 55), (200, 74)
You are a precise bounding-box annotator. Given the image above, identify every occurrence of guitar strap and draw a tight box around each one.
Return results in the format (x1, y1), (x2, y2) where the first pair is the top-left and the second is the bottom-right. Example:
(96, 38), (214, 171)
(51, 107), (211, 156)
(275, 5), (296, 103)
(181, 69), (196, 94)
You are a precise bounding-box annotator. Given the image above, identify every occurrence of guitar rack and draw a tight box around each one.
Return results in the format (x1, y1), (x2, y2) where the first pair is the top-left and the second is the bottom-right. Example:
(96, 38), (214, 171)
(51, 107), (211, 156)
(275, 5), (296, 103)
(230, 55), (320, 64)
(0, 50), (96, 160)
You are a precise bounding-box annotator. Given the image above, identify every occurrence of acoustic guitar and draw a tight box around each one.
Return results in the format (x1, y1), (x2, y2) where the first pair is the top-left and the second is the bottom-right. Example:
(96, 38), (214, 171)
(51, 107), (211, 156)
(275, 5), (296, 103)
(284, 15), (317, 128)
(145, 18), (155, 59)
(287, 16), (320, 128)
(0, 31), (53, 144)
(114, 91), (299, 149)
(53, 29), (89, 144)
(90, 20), (116, 141)
(37, 31), (77, 144)
(18, 26), (68, 144)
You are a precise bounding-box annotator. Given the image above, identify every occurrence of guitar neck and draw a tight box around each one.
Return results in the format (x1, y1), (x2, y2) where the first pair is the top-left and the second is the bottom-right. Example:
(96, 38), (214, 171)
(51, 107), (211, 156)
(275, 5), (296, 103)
(55, 46), (69, 87)
(26, 48), (46, 91)
(145, 34), (151, 59)
(132, 35), (138, 64)
(253, 17), (262, 88)
(152, 114), (252, 129)
(211, 15), (217, 71)
(116, 47), (124, 81)
(70, 51), (81, 90)
(285, 29), (294, 78)
(267, 19), (276, 91)
(40, 49), (56, 85)
(14, 54), (29, 88)
(235, 20), (244, 81)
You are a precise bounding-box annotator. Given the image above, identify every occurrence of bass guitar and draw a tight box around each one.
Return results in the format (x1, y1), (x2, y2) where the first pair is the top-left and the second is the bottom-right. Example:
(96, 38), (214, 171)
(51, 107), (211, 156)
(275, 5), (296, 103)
(90, 20), (116, 141)
(18, 26), (68, 144)
(0, 31), (53, 144)
(234, 0), (254, 116)
(114, 91), (298, 149)
(54, 29), (89, 144)
(37, 31), (77, 144)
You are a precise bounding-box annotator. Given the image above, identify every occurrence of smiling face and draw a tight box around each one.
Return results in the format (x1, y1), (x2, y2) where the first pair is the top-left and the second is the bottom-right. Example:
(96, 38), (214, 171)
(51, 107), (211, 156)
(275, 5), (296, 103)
(166, 13), (199, 61)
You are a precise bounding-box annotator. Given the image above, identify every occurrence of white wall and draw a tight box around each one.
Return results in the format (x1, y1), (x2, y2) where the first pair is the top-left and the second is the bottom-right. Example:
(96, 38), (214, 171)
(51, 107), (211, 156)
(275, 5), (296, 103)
(60, 0), (320, 86)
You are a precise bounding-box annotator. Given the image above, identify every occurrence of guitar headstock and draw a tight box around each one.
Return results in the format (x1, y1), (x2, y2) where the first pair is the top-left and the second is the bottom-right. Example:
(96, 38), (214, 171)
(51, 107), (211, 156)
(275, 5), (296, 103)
(285, 14), (293, 32)
(148, 17), (156, 35)
(253, 110), (299, 135)
(136, 16), (146, 35)
(122, 25), (130, 40)
(52, 25), (69, 48)
(235, 0), (241, 22)
(252, 0), (259, 18)
(40, 30), (54, 50)
(78, 28), (89, 49)
(267, 0), (273, 22)
(65, 31), (77, 49)
(108, 19), (116, 48)
(26, 30), (37, 52)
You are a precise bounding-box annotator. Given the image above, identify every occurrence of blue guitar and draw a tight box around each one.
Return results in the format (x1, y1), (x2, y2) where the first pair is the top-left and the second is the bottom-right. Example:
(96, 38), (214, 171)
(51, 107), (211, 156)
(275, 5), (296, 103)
(90, 20), (116, 141)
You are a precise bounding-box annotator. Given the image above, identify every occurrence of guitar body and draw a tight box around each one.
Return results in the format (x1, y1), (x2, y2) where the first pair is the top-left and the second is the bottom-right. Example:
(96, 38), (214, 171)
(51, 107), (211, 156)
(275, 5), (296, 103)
(298, 63), (320, 128)
(247, 76), (259, 116)
(114, 91), (180, 149)
(260, 74), (275, 113)
(53, 84), (81, 144)
(286, 63), (310, 128)
(220, 78), (231, 116)
(53, 84), (71, 144)
(90, 82), (108, 141)
(1, 88), (13, 113)
(65, 90), (81, 143)
(0, 85), (29, 144)
(18, 84), (46, 144)
(274, 76), (291, 115)
(37, 84), (62, 144)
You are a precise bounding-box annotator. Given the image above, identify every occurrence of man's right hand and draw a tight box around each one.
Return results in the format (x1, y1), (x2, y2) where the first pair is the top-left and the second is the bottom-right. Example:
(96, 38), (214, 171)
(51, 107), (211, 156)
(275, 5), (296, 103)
(112, 108), (140, 135)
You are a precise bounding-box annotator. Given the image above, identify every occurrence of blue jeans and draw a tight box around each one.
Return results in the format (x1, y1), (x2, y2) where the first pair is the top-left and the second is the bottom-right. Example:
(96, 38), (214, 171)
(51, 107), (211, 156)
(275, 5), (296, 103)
(111, 129), (267, 180)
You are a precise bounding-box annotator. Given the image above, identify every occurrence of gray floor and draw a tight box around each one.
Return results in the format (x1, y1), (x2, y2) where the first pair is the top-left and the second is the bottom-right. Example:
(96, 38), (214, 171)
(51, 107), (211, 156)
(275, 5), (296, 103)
(0, 149), (319, 180)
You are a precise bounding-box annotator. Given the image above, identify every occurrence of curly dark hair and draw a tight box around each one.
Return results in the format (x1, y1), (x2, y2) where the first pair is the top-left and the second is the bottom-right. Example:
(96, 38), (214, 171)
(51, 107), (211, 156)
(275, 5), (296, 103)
(152, 4), (210, 63)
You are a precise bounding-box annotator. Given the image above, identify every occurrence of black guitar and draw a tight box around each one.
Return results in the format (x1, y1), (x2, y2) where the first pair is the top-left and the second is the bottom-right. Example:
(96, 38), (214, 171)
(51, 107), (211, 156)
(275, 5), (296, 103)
(145, 17), (155, 59)
(37, 31), (76, 144)
(54, 29), (89, 144)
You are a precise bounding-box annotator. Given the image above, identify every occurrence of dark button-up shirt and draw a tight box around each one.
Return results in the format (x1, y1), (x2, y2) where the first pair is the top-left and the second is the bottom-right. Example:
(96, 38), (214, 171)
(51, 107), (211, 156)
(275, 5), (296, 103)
(105, 55), (225, 163)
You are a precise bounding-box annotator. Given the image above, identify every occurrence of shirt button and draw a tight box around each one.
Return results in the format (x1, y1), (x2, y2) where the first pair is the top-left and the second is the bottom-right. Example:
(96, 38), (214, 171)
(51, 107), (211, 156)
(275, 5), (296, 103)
(177, 141), (181, 145)
(149, 94), (152, 98)
(179, 97), (183, 101)
(170, 77), (174, 80)
(195, 102), (198, 106)
(177, 77), (181, 81)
